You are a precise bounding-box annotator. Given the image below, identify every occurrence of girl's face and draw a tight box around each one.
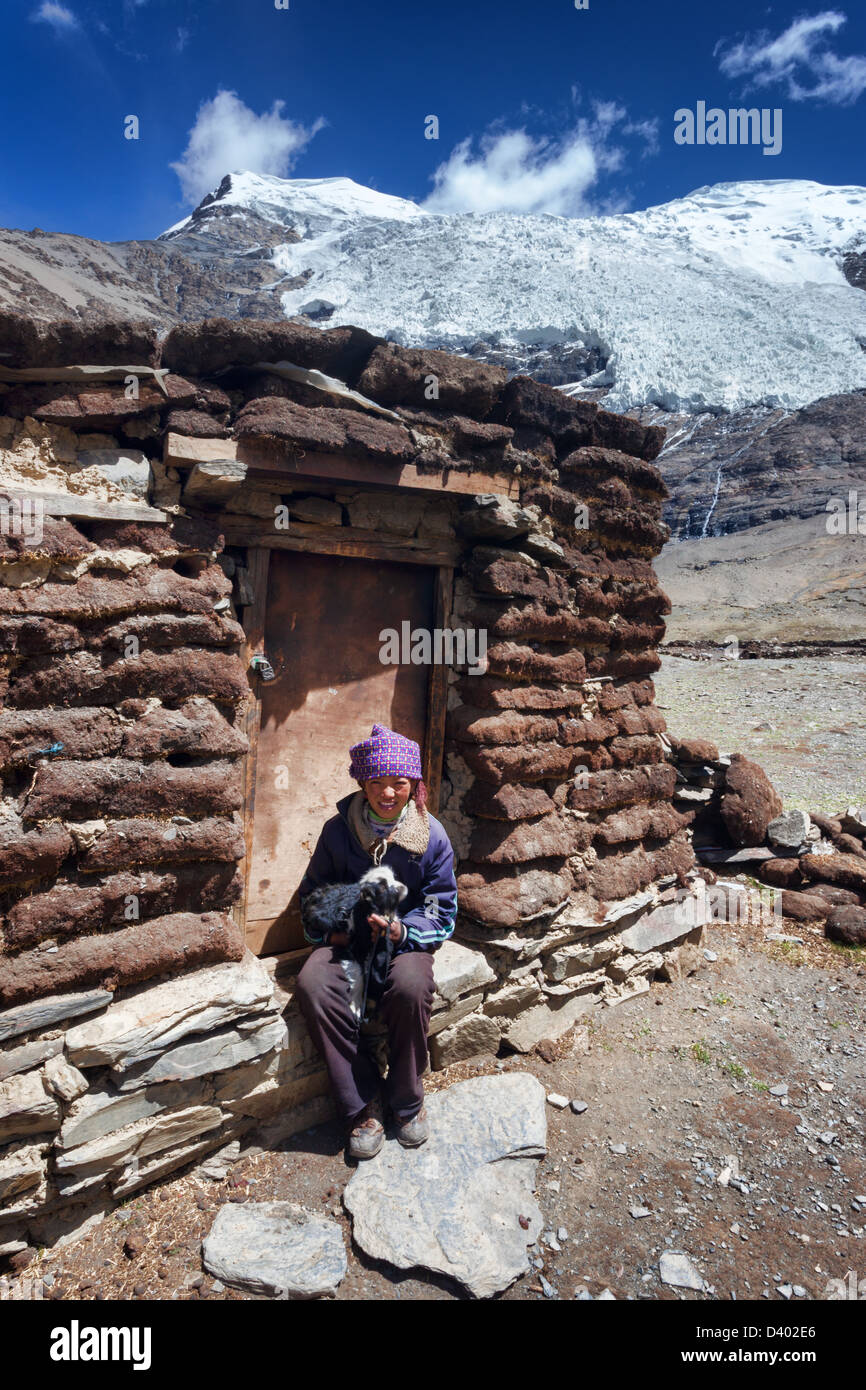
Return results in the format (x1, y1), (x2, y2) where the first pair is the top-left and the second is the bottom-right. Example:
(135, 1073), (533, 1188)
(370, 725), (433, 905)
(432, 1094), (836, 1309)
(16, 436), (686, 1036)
(364, 777), (413, 818)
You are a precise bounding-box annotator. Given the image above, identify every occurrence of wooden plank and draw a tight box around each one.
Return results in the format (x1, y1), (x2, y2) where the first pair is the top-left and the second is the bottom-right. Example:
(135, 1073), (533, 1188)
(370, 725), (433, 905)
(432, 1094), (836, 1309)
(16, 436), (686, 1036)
(424, 567), (454, 816)
(0, 365), (169, 389)
(219, 518), (458, 568)
(262, 945), (312, 978)
(164, 433), (239, 469)
(0, 489), (167, 523)
(237, 440), (517, 499)
(182, 459), (248, 506)
(233, 547), (270, 950)
(235, 566), (255, 606)
(167, 431), (516, 496)
(245, 918), (284, 958)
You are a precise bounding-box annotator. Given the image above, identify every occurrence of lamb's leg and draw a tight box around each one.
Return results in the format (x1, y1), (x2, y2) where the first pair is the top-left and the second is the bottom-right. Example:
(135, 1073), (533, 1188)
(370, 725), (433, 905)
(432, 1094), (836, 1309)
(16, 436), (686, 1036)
(340, 958), (364, 1025)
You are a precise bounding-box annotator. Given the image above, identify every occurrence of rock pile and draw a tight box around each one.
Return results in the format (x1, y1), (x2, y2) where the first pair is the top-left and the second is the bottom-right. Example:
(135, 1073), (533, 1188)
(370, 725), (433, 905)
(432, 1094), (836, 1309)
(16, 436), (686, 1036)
(0, 312), (706, 1247)
(668, 735), (866, 945)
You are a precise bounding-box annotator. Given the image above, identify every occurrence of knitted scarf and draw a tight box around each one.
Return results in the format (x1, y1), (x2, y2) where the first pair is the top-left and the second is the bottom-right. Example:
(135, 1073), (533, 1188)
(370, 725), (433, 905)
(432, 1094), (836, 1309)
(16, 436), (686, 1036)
(347, 791), (430, 861)
(363, 801), (409, 838)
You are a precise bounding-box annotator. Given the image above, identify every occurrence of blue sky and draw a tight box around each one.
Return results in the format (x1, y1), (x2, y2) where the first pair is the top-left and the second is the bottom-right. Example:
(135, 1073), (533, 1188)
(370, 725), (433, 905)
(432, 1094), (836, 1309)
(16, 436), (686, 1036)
(3, 0), (865, 241)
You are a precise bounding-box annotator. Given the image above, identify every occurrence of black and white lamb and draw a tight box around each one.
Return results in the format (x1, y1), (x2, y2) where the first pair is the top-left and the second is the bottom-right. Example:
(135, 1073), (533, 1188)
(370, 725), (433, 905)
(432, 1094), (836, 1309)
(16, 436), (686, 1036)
(301, 865), (408, 1023)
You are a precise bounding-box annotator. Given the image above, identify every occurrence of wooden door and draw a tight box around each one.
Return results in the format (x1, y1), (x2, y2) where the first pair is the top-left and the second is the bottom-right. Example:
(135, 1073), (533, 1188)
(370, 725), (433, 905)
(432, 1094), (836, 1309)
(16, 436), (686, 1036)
(242, 550), (437, 955)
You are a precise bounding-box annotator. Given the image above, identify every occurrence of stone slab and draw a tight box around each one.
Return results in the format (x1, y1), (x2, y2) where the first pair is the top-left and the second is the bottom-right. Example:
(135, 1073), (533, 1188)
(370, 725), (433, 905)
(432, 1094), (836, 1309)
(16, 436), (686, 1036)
(544, 937), (622, 980)
(65, 952), (273, 1071)
(697, 847), (775, 866)
(603, 975), (652, 1007)
(219, 1067), (330, 1123)
(618, 902), (700, 955)
(56, 1104), (224, 1178)
(428, 991), (486, 1037)
(482, 979), (543, 1019)
(607, 951), (664, 982)
(659, 1251), (707, 1291)
(59, 1075), (214, 1151)
(114, 1015), (288, 1091)
(0, 1070), (61, 1145)
(0, 989), (111, 1044)
(0, 1035), (64, 1082)
(111, 1126), (247, 1201)
(429, 1012), (500, 1069)
(502, 990), (599, 1054)
(432, 941), (497, 1005)
(0, 1140), (48, 1205)
(26, 1195), (115, 1252)
(202, 1201), (347, 1298)
(344, 1073), (546, 1298)
(43, 1054), (88, 1103)
(767, 810), (811, 852)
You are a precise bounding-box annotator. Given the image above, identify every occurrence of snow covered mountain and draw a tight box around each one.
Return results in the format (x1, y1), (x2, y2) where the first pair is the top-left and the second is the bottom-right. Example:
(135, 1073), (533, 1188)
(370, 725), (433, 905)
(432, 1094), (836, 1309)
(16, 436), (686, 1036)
(160, 172), (866, 417)
(162, 171), (425, 240)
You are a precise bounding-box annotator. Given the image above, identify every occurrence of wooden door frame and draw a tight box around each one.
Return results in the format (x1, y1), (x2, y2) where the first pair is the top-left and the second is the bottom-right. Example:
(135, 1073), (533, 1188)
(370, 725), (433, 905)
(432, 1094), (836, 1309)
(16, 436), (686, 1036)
(232, 540), (454, 955)
(234, 546), (271, 947)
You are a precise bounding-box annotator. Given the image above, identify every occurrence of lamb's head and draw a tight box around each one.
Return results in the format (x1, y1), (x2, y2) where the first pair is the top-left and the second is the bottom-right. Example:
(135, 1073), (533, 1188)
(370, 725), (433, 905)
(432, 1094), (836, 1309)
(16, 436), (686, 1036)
(358, 865), (408, 918)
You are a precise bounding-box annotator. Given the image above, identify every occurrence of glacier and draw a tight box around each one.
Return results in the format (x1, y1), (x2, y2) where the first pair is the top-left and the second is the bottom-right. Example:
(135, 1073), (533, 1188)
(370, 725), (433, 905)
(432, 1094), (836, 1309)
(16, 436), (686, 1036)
(161, 173), (866, 416)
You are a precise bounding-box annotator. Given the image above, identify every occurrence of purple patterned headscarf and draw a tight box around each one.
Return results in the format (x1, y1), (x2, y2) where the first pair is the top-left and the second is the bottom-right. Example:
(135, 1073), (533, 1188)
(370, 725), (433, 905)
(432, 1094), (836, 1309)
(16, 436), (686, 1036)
(349, 723), (423, 784)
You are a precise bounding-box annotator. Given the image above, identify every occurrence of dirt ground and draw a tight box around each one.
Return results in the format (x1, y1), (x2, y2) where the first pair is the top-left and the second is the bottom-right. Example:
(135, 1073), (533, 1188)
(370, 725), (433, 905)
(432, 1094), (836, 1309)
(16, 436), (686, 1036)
(653, 514), (866, 648)
(654, 654), (866, 814)
(12, 910), (864, 1304)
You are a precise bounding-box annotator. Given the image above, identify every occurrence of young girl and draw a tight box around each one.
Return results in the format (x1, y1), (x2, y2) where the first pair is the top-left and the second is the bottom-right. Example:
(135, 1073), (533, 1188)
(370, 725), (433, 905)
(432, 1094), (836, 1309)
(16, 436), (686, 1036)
(295, 723), (457, 1160)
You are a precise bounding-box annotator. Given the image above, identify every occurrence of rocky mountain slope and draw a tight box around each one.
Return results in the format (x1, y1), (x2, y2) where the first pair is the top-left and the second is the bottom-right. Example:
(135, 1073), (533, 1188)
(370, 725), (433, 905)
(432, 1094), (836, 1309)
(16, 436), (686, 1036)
(1, 172), (864, 640)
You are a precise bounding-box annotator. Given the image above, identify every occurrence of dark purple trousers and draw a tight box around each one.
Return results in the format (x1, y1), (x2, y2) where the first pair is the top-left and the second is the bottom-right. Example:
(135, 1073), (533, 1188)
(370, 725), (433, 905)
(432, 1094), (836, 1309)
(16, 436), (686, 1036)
(294, 945), (435, 1129)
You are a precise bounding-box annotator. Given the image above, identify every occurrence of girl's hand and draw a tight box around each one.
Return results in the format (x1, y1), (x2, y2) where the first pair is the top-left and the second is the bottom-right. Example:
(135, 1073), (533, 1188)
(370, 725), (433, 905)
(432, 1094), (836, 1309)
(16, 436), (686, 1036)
(368, 913), (403, 944)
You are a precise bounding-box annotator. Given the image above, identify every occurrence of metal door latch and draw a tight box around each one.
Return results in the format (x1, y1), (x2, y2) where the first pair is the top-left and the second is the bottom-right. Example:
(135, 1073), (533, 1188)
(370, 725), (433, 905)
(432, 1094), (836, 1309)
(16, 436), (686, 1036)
(250, 654), (276, 681)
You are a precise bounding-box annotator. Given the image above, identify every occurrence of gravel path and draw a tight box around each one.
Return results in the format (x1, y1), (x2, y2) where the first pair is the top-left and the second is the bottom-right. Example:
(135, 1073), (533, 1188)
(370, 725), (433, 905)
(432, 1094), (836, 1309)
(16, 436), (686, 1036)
(655, 655), (866, 813)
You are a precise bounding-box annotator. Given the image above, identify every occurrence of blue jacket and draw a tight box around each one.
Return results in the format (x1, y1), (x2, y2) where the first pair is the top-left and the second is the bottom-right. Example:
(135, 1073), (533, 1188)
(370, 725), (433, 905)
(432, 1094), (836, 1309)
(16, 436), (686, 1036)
(298, 792), (457, 953)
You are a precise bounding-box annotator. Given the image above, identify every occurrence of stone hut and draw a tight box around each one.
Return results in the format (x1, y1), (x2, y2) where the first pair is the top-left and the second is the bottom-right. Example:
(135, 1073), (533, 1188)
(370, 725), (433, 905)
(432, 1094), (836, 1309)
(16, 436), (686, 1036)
(0, 313), (702, 1253)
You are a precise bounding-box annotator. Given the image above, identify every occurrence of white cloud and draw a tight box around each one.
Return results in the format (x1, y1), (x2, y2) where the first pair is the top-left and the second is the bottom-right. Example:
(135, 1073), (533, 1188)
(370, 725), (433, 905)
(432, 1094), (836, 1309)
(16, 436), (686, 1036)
(170, 90), (326, 204)
(622, 117), (660, 158)
(716, 10), (866, 104)
(424, 130), (599, 216)
(591, 100), (627, 133)
(423, 107), (654, 216)
(31, 2), (79, 30)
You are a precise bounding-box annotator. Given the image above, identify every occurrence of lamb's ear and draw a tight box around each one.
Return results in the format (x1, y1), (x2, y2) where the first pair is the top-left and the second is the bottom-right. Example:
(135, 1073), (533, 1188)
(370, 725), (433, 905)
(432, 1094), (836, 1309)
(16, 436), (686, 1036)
(396, 883), (408, 902)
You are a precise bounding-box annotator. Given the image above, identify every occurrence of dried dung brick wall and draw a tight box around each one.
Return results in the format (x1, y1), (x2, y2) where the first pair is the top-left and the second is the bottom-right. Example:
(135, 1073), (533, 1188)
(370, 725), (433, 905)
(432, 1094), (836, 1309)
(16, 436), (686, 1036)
(0, 313), (704, 1251)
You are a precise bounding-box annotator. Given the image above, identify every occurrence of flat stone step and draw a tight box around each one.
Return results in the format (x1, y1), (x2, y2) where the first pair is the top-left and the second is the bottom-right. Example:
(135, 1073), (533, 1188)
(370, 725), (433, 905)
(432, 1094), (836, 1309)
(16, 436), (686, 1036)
(344, 1072), (547, 1298)
(202, 1201), (347, 1299)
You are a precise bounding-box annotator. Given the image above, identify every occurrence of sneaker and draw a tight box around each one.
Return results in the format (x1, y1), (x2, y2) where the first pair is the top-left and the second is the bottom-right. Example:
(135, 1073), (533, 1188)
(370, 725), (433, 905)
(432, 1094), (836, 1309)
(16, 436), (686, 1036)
(346, 1106), (384, 1161)
(394, 1105), (429, 1148)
